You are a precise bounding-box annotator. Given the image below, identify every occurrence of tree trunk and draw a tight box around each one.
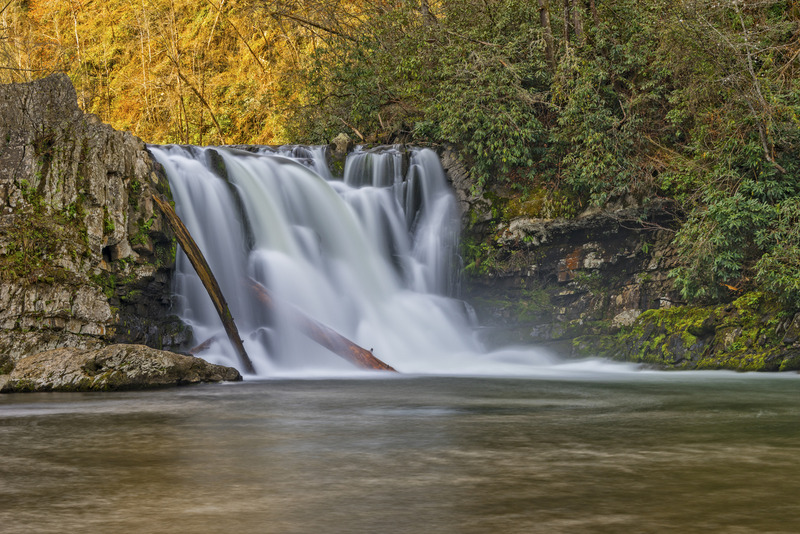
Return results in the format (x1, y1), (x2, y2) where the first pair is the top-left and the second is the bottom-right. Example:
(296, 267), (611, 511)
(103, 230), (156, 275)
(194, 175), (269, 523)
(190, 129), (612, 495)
(538, 0), (556, 72)
(588, 0), (598, 24)
(152, 194), (256, 374)
(247, 278), (397, 372)
(571, 0), (583, 44)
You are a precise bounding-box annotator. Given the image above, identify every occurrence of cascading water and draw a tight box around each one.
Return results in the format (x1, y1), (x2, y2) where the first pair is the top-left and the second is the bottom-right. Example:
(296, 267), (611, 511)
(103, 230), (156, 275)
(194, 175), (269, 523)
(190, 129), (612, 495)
(149, 145), (613, 377)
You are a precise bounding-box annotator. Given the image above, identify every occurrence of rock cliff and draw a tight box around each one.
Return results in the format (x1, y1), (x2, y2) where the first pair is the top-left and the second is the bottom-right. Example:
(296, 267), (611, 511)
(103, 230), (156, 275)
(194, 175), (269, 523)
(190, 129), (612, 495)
(0, 74), (236, 389)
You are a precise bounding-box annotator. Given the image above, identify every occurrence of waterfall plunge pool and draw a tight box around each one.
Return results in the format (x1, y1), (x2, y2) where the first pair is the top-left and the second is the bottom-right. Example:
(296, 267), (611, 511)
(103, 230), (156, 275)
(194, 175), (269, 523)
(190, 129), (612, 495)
(1, 373), (799, 533)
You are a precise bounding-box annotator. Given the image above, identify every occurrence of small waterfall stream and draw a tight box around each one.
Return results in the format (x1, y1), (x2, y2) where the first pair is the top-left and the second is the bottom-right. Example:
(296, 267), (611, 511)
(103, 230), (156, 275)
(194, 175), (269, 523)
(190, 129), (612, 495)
(149, 145), (572, 377)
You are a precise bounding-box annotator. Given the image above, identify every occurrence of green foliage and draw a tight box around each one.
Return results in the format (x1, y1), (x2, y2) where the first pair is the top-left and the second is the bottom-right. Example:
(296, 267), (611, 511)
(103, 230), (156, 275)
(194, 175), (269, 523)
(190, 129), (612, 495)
(284, 0), (553, 188)
(461, 237), (497, 276)
(130, 216), (155, 246)
(552, 3), (669, 204)
(754, 198), (800, 310)
(103, 208), (115, 235)
(579, 291), (790, 370)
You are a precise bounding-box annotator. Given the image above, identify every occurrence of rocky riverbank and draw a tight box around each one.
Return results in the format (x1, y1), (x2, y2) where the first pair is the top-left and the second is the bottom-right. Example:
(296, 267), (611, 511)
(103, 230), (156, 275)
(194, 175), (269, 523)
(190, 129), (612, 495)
(441, 147), (800, 372)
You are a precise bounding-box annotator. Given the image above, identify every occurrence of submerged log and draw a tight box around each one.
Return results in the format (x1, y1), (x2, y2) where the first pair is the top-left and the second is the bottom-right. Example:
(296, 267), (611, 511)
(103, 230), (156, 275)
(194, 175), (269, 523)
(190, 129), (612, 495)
(189, 333), (224, 355)
(247, 278), (397, 372)
(152, 194), (256, 374)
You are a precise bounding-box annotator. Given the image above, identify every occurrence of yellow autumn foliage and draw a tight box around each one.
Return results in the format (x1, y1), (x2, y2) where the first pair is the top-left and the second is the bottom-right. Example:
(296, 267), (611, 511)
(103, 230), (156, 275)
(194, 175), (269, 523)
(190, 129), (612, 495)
(0, 0), (364, 145)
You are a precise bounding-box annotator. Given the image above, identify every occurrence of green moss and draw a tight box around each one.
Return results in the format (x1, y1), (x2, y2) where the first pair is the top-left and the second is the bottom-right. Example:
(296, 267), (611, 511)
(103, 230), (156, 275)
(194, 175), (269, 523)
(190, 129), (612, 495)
(10, 379), (38, 392)
(593, 292), (794, 371)
(502, 187), (579, 220)
(0, 207), (88, 285)
(103, 208), (115, 234)
(329, 157), (345, 178)
(130, 216), (156, 246)
(154, 240), (177, 268)
(779, 352), (800, 372)
(91, 272), (117, 299)
(0, 355), (14, 375)
(461, 236), (499, 276)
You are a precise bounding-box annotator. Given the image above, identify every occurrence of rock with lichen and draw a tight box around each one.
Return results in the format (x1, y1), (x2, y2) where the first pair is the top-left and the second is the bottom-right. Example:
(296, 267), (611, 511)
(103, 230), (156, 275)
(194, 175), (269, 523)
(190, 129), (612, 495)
(0, 344), (241, 392)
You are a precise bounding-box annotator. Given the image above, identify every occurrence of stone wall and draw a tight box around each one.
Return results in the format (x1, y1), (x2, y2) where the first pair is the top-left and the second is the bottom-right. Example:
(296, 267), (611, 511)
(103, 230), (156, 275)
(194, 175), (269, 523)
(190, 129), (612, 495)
(0, 73), (189, 365)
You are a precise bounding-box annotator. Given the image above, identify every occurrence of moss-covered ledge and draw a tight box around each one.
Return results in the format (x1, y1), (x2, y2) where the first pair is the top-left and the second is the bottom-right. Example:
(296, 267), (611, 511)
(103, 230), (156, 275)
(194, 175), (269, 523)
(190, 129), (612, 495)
(574, 292), (800, 371)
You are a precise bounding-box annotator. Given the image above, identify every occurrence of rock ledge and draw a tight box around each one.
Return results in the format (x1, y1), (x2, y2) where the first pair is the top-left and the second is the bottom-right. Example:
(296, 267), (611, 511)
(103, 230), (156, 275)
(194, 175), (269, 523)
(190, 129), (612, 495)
(0, 344), (241, 392)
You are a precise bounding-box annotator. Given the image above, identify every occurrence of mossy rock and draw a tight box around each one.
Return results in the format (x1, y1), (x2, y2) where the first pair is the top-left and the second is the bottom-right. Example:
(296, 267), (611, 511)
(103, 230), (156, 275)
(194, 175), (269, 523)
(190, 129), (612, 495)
(0, 354), (14, 375)
(581, 292), (796, 371)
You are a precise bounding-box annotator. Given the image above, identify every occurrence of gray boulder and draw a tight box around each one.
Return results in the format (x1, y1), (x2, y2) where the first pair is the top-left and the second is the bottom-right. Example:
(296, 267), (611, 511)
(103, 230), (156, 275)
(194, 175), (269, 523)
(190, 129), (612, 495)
(0, 344), (241, 392)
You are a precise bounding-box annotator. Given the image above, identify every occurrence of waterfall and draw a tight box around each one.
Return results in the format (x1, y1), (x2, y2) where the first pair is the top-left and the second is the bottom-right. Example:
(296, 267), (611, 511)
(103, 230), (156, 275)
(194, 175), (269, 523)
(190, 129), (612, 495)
(149, 145), (490, 375)
(149, 144), (602, 377)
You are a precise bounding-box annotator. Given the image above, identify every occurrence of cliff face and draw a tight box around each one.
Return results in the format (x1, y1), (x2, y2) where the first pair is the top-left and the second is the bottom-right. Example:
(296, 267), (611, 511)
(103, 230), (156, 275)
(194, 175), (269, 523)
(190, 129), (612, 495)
(462, 208), (680, 354)
(0, 73), (189, 368)
(443, 150), (800, 372)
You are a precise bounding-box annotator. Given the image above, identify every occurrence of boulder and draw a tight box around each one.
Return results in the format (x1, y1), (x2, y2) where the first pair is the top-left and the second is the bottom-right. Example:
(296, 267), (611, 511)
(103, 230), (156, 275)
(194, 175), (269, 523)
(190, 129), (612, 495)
(0, 344), (241, 392)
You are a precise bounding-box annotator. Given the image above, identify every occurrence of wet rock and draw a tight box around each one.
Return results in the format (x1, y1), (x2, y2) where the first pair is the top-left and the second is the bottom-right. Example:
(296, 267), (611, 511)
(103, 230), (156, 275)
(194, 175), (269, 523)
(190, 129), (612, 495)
(462, 205), (681, 350)
(439, 145), (492, 226)
(330, 133), (353, 155)
(0, 344), (241, 392)
(574, 293), (800, 371)
(612, 309), (641, 328)
(781, 313), (800, 344)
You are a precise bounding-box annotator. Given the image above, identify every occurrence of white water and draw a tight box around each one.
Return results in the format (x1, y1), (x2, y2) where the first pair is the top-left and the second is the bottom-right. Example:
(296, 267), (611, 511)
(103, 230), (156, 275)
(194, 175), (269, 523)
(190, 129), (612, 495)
(149, 145), (615, 377)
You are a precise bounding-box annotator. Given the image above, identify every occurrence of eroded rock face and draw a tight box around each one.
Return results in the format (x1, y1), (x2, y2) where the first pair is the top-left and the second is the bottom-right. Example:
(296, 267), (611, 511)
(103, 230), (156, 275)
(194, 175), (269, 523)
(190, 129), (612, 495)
(0, 344), (241, 392)
(458, 204), (682, 351)
(443, 153), (798, 370)
(439, 145), (493, 228)
(0, 74), (190, 366)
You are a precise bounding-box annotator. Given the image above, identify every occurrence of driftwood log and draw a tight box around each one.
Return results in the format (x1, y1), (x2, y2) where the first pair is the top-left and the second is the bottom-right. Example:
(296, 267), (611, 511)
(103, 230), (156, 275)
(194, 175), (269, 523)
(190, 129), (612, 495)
(153, 194), (256, 374)
(247, 278), (397, 372)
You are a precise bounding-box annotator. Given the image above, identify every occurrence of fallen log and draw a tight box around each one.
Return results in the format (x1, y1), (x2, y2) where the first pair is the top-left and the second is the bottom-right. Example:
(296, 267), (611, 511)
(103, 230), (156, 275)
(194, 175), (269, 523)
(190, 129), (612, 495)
(153, 194), (256, 375)
(247, 278), (397, 372)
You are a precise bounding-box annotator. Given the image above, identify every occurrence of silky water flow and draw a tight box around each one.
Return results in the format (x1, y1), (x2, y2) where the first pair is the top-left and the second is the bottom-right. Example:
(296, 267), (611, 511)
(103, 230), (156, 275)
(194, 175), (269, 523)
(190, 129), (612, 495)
(149, 145), (605, 377)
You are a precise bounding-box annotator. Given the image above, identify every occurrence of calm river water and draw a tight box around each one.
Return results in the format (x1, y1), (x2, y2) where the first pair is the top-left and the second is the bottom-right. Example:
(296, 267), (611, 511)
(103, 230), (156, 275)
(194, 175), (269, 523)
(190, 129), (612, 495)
(1, 371), (799, 533)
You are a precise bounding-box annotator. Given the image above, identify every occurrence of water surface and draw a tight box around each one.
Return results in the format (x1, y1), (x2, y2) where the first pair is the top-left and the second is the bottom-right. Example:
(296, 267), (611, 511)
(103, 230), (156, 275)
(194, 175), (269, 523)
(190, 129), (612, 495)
(1, 373), (798, 533)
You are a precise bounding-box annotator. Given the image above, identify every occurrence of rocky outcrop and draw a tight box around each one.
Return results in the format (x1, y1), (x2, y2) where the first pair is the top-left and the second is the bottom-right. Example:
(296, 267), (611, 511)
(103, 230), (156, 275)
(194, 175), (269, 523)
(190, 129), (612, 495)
(442, 153), (800, 371)
(446, 154), (800, 370)
(457, 199), (681, 353)
(0, 73), (204, 388)
(439, 145), (492, 229)
(0, 344), (241, 392)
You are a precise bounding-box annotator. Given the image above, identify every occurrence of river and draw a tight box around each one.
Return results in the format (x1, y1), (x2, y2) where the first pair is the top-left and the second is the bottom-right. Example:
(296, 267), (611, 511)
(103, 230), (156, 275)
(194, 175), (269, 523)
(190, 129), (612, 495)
(1, 371), (798, 533)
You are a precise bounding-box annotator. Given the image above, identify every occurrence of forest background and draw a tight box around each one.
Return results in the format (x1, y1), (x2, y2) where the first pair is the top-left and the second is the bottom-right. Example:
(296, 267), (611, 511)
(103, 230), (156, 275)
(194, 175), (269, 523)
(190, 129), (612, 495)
(2, 0), (800, 312)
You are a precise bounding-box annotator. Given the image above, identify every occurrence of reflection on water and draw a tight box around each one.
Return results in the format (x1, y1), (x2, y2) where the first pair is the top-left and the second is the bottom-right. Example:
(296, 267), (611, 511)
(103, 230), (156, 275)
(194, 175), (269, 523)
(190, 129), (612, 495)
(1, 374), (799, 533)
